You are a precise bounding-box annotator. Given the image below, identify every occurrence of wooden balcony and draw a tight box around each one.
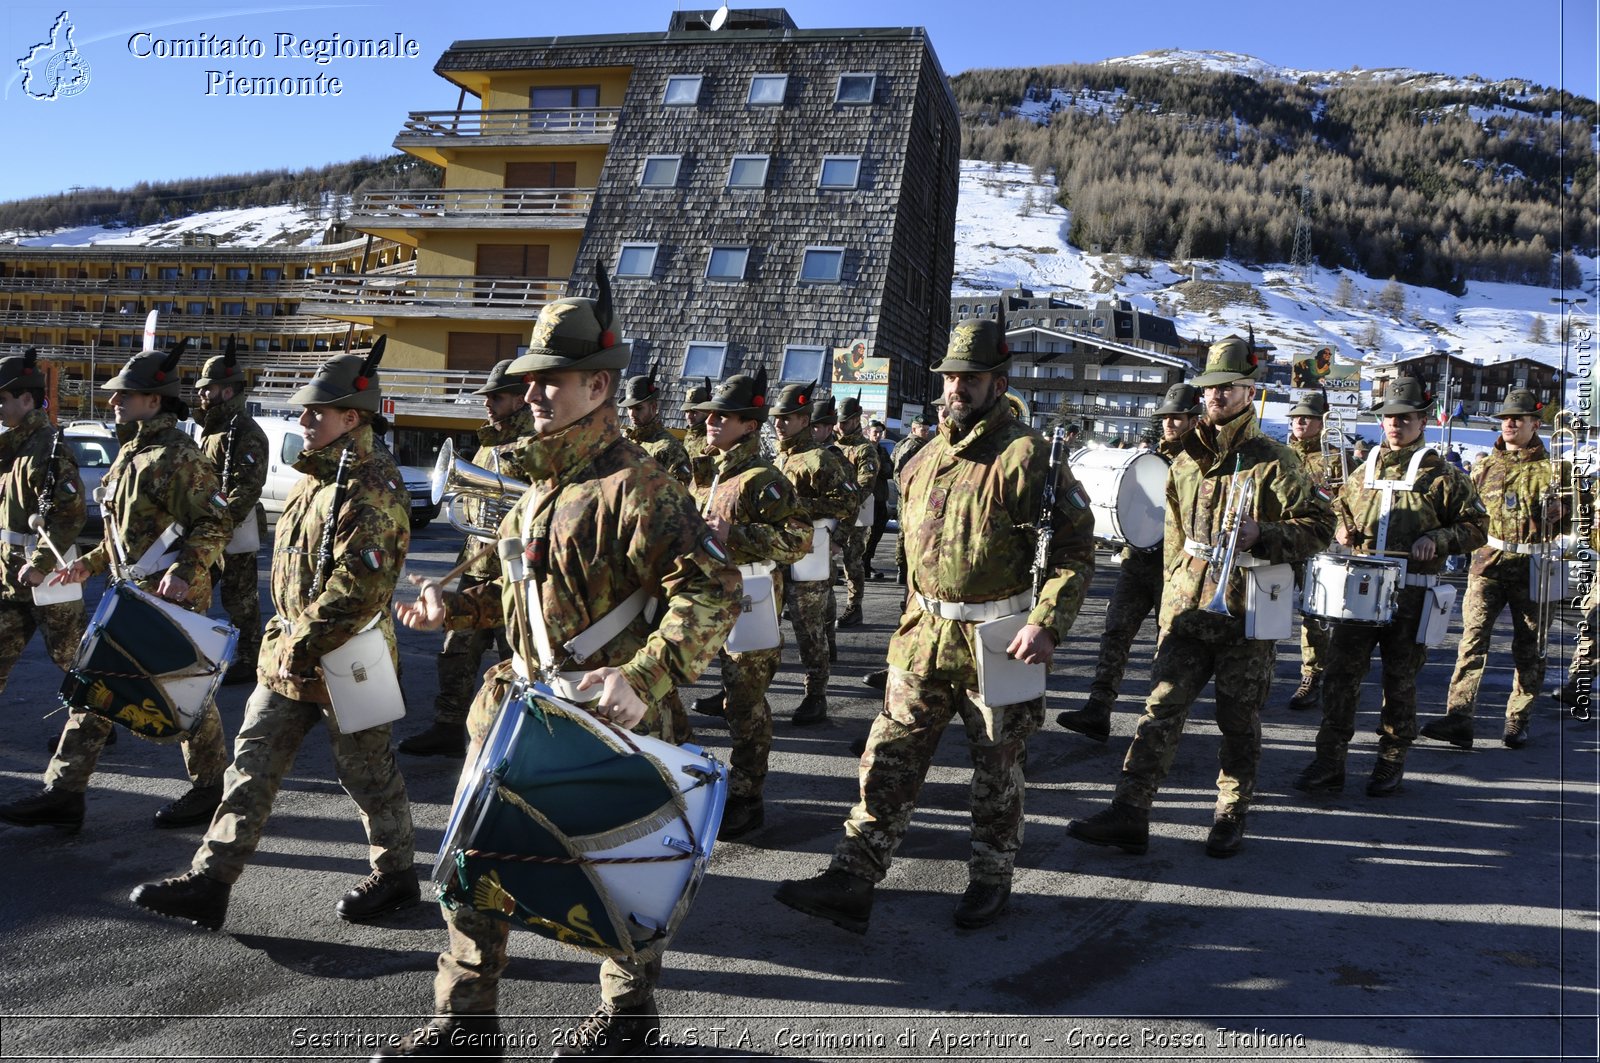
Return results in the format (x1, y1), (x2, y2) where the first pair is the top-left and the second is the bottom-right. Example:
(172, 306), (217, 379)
(394, 108), (620, 161)
(0, 308), (351, 335)
(252, 365), (491, 425)
(348, 188), (594, 234)
(298, 274), (563, 321)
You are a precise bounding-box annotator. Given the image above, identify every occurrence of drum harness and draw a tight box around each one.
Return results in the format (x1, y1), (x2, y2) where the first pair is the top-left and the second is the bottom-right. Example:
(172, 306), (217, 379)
(1353, 445), (1441, 590)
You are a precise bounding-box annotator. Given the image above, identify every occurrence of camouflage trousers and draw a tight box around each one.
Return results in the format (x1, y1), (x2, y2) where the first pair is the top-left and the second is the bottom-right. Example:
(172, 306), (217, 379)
(1114, 630), (1274, 817)
(0, 597), (84, 695)
(47, 696), (228, 794)
(786, 578), (833, 696)
(435, 662), (660, 1015)
(1090, 549), (1162, 699)
(1444, 571), (1544, 728)
(1315, 589), (1430, 764)
(831, 666), (1042, 886)
(211, 550), (262, 668)
(714, 645), (779, 801)
(839, 525), (870, 610)
(195, 685), (414, 884)
(1299, 615), (1331, 677)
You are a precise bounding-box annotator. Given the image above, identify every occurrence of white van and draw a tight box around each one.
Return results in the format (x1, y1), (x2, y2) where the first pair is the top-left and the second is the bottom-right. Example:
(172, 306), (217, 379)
(259, 417), (439, 529)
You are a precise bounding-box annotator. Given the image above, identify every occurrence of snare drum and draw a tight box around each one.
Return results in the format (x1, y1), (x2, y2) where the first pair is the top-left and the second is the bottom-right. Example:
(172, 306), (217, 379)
(434, 682), (728, 964)
(59, 580), (238, 740)
(1301, 553), (1405, 625)
(1066, 448), (1168, 550)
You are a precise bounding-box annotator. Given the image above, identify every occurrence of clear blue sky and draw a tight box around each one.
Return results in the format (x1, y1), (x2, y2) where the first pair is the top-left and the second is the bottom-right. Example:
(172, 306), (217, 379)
(1, 0), (1595, 203)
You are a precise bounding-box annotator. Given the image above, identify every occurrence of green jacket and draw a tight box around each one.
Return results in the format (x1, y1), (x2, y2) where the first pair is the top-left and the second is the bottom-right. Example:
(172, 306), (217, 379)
(890, 401), (1096, 678)
(262, 423), (410, 703)
(626, 418), (692, 486)
(775, 432), (859, 524)
(83, 412), (230, 611)
(835, 430), (880, 520)
(1467, 435), (1576, 578)
(0, 409), (86, 599)
(683, 421), (709, 463)
(198, 394), (269, 542)
(1336, 438), (1487, 575)
(1287, 435), (1349, 490)
(445, 406), (740, 706)
(1162, 408), (1333, 637)
(458, 404), (536, 581)
(691, 435), (812, 569)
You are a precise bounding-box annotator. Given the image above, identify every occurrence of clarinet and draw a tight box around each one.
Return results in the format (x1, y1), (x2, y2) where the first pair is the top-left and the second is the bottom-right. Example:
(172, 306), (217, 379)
(38, 426), (62, 527)
(308, 439), (352, 600)
(1030, 427), (1068, 605)
(221, 414), (239, 499)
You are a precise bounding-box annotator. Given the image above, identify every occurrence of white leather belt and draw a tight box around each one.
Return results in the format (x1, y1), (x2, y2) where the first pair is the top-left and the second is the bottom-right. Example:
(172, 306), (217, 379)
(1486, 535), (1553, 556)
(915, 589), (1031, 622)
(511, 653), (599, 703)
(737, 561), (775, 580)
(0, 530), (36, 550)
(1403, 573), (1438, 588)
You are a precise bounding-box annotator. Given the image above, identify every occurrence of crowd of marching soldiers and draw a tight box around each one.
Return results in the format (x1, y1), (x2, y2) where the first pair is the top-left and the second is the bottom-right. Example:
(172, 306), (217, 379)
(0, 293), (1591, 1059)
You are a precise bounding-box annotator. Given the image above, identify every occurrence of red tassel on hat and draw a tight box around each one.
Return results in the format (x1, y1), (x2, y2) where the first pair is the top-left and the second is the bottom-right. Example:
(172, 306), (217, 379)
(600, 330), (616, 348)
(354, 377), (370, 391)
(797, 394), (807, 405)
(753, 394), (765, 407)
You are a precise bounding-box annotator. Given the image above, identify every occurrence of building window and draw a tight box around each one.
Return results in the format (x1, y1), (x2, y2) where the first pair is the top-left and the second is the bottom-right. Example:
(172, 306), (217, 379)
(834, 73), (876, 104)
(157, 267), (180, 281)
(222, 302), (245, 316)
(640, 155), (682, 188)
(662, 75), (702, 105)
(226, 267), (250, 282)
(261, 268), (282, 282)
(705, 247), (750, 282)
(530, 85), (600, 131)
(124, 267), (144, 280)
(818, 155), (861, 190)
(191, 268), (212, 281)
(799, 247), (845, 284)
(255, 304), (275, 317)
(727, 155), (770, 189)
(186, 301), (206, 316)
(615, 243), (659, 279)
(747, 74), (787, 105)
(780, 345), (826, 383)
(683, 342), (727, 379)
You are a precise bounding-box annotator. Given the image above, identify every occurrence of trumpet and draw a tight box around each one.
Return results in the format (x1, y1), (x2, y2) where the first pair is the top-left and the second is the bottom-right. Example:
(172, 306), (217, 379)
(1202, 465), (1258, 617)
(431, 438), (530, 539)
(1319, 404), (1353, 490)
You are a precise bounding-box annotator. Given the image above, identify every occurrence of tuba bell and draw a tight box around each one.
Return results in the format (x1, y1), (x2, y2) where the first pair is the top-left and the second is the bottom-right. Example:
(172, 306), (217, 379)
(431, 438), (530, 538)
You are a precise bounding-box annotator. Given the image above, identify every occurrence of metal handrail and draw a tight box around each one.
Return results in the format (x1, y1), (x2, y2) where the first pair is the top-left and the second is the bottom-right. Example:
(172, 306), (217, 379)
(352, 187), (595, 219)
(299, 273), (565, 309)
(397, 107), (621, 138)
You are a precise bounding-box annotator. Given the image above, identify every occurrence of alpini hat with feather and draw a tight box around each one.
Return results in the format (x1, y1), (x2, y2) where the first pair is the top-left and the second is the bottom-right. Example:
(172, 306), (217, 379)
(104, 338), (188, 397)
(617, 361), (664, 408)
(196, 335), (249, 392)
(290, 336), (386, 412)
(1370, 375), (1430, 416)
(694, 366), (769, 421)
(1192, 334), (1263, 388)
(809, 394), (838, 426)
(771, 378), (817, 416)
(509, 266), (630, 375)
(686, 376), (713, 405)
(933, 307), (1012, 375)
(471, 358), (523, 397)
(1286, 389), (1331, 419)
(0, 347), (48, 396)
(1493, 387), (1544, 418)
(1153, 382), (1203, 417)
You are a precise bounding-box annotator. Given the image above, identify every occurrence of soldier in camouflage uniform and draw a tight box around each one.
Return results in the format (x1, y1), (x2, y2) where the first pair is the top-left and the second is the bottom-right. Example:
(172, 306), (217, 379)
(1281, 389), (1348, 713)
(1295, 376), (1487, 798)
(1422, 388), (1578, 749)
(681, 376), (712, 464)
(833, 396), (881, 628)
(808, 397), (848, 664)
(1069, 339), (1332, 858)
(889, 412), (934, 585)
(1, 341), (232, 833)
(777, 319), (1096, 933)
(131, 338), (419, 931)
(1057, 382), (1199, 742)
(689, 369), (812, 837)
(399, 361), (526, 759)
(382, 279), (739, 1059)
(619, 362), (692, 484)
(0, 349), (87, 705)
(774, 381), (859, 724)
(194, 340), (269, 686)
(863, 420), (892, 576)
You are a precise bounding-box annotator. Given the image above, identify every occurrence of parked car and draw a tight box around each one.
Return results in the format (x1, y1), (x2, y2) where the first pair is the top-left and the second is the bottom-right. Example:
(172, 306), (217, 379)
(62, 421), (121, 541)
(259, 417), (438, 529)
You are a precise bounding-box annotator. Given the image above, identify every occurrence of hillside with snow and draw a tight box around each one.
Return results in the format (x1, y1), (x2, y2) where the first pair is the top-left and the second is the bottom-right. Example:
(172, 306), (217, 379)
(0, 199), (348, 249)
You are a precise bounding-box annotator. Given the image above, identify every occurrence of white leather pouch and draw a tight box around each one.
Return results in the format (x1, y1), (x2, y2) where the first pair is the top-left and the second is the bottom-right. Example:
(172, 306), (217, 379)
(727, 563), (781, 653)
(973, 612), (1046, 721)
(790, 519), (834, 582)
(224, 507), (262, 555)
(1244, 563), (1295, 641)
(323, 617), (405, 733)
(1417, 584), (1458, 647)
(31, 546), (82, 605)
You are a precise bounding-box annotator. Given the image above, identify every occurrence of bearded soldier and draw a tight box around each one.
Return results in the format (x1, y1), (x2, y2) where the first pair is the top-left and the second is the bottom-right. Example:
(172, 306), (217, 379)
(0, 340), (232, 833)
(1057, 382), (1200, 742)
(131, 339), (420, 931)
(682, 377), (712, 464)
(833, 396), (881, 628)
(0, 349), (87, 706)
(382, 277), (739, 1059)
(1421, 388), (1578, 749)
(1282, 389), (1346, 713)
(1068, 338), (1331, 858)
(777, 319), (1096, 933)
(619, 362), (692, 485)
(689, 368), (811, 837)
(399, 361), (529, 759)
(194, 339), (269, 686)
(772, 381), (859, 725)
(1295, 376), (1486, 798)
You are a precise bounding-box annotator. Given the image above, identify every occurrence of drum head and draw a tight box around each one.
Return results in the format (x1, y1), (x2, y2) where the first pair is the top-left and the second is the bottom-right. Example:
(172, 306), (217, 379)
(1114, 452), (1168, 550)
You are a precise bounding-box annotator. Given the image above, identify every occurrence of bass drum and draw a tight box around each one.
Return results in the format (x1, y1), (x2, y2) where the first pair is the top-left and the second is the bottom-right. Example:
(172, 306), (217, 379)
(1066, 448), (1169, 550)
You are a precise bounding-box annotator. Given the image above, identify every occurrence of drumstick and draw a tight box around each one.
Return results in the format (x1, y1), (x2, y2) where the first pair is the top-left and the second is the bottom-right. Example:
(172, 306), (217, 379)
(27, 514), (74, 571)
(411, 541), (497, 598)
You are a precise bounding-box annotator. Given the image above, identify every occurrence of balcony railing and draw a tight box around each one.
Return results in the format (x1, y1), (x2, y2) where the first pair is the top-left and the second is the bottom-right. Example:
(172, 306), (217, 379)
(298, 274), (564, 318)
(252, 366), (490, 422)
(396, 107), (621, 140)
(0, 308), (353, 335)
(351, 188), (595, 223)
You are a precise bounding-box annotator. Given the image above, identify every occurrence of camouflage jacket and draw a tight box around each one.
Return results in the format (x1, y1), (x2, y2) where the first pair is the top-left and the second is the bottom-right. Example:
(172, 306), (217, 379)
(262, 424), (411, 703)
(690, 434), (812, 569)
(0, 409), (86, 599)
(445, 406), (739, 707)
(1467, 436), (1578, 578)
(775, 432), (859, 524)
(890, 434), (928, 481)
(1162, 408), (1333, 638)
(198, 394), (269, 538)
(836, 430), (881, 517)
(626, 419), (692, 485)
(683, 421), (709, 463)
(1288, 435), (1351, 492)
(82, 412), (230, 611)
(891, 401), (1096, 678)
(458, 405), (535, 581)
(1336, 438), (1487, 577)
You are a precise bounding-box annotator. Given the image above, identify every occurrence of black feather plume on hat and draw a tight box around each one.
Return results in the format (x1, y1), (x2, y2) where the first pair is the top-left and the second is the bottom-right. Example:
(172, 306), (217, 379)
(594, 264), (616, 348)
(361, 336), (386, 376)
(158, 338), (187, 381)
(646, 360), (659, 393)
(23, 347), (38, 370)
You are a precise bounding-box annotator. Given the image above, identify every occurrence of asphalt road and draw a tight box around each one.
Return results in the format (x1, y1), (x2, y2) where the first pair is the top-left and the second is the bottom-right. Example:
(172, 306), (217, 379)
(0, 521), (1595, 1061)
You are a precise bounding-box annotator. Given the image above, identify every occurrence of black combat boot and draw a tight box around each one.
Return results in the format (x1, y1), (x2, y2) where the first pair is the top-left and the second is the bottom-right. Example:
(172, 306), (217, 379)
(399, 722), (468, 758)
(1056, 693), (1114, 743)
(693, 692), (725, 718)
(717, 797), (764, 840)
(1419, 713), (1474, 750)
(130, 870), (231, 931)
(1293, 756), (1346, 794)
(552, 999), (660, 1058)
(1286, 672), (1323, 712)
(952, 880), (1011, 929)
(836, 603), (863, 628)
(337, 869), (421, 922)
(1366, 757), (1405, 797)
(153, 783), (223, 829)
(774, 868), (874, 934)
(862, 669), (888, 691)
(371, 1016), (503, 1060)
(791, 693), (828, 726)
(1066, 801), (1149, 855)
(1204, 813), (1246, 858)
(0, 786), (85, 832)
(1502, 719), (1530, 748)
